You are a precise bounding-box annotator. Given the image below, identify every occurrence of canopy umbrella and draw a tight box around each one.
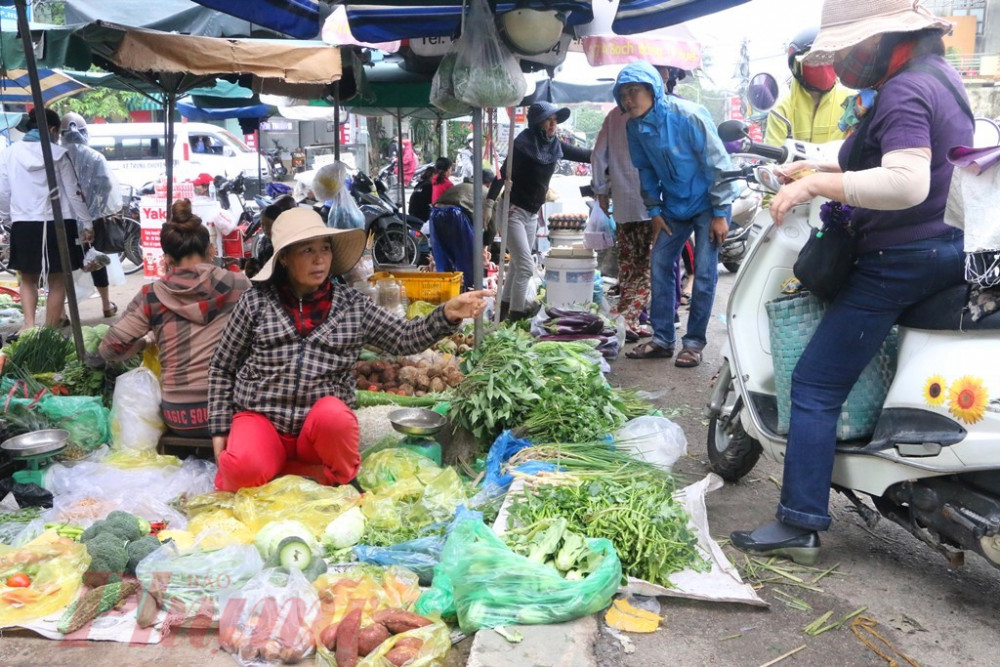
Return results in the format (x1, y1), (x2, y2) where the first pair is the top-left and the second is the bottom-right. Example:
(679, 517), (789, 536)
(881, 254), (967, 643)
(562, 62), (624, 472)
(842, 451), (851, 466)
(65, 0), (288, 38)
(0, 68), (90, 105)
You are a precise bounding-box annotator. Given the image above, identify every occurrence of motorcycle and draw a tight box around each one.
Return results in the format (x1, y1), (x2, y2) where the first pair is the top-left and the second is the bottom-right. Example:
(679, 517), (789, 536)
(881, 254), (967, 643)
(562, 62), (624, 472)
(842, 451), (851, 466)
(214, 174), (261, 270)
(378, 159), (434, 193)
(705, 73), (1000, 572)
(264, 148), (289, 182)
(720, 182), (764, 274)
(351, 171), (430, 268)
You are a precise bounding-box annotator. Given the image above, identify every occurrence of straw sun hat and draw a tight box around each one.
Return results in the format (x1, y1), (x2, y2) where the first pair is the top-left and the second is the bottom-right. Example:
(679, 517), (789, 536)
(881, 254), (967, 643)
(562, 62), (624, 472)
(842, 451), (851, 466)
(251, 207), (366, 282)
(803, 0), (953, 65)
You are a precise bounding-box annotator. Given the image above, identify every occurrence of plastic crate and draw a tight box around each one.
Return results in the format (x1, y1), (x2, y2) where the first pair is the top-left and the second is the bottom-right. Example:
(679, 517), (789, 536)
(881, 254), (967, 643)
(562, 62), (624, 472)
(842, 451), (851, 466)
(370, 271), (463, 304)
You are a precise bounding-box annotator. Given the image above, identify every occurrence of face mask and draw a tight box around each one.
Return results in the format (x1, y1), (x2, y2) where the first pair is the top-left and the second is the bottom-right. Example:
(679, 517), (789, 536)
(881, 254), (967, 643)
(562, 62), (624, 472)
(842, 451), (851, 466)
(801, 64), (837, 92)
(834, 36), (897, 90)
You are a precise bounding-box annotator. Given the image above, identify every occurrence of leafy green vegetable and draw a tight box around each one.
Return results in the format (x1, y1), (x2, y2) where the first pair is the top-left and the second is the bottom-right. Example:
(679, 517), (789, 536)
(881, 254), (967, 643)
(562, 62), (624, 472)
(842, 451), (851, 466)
(322, 506), (366, 550)
(4, 327), (74, 375)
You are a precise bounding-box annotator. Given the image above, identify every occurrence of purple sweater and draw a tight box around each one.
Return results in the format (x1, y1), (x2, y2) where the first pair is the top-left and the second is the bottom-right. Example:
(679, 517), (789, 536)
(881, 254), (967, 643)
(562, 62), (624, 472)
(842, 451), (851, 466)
(839, 55), (972, 255)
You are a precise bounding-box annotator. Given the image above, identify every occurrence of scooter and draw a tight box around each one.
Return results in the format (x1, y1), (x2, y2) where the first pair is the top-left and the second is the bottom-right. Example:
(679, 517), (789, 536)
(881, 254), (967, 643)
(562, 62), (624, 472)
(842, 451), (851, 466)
(264, 148), (289, 182)
(351, 171), (429, 267)
(704, 74), (1000, 571)
(720, 183), (764, 274)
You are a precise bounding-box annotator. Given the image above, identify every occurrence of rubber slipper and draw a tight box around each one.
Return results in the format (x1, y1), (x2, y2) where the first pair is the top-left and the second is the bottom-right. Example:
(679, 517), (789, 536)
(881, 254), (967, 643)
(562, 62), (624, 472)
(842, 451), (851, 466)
(674, 347), (702, 368)
(103, 302), (118, 318)
(625, 341), (674, 359)
(680, 292), (692, 306)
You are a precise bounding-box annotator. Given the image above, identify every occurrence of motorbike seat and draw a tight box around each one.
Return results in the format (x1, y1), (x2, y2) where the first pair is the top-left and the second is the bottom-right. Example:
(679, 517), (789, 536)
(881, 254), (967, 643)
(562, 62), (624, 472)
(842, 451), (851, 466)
(898, 283), (1000, 331)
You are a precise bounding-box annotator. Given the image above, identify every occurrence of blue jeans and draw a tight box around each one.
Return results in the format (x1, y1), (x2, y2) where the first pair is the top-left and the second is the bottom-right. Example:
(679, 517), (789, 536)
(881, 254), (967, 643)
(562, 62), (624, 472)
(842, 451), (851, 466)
(649, 209), (723, 351)
(777, 230), (965, 531)
(429, 206), (476, 289)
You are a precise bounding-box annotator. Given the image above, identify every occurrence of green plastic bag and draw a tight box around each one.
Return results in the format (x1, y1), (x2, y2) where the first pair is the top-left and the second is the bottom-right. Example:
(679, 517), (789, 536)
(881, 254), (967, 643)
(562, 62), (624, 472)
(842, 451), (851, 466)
(415, 519), (622, 632)
(38, 395), (110, 452)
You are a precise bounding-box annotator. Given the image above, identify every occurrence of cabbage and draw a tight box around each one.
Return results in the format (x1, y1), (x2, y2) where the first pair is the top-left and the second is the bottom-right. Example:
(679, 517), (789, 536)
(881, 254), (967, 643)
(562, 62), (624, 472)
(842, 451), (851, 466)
(322, 507), (366, 550)
(253, 520), (317, 561)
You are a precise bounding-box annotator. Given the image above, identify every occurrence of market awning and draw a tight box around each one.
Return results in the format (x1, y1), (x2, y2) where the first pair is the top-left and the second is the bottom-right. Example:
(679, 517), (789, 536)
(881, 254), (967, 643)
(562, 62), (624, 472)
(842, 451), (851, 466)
(64, 0), (288, 38)
(188, 0), (327, 39)
(0, 68), (90, 105)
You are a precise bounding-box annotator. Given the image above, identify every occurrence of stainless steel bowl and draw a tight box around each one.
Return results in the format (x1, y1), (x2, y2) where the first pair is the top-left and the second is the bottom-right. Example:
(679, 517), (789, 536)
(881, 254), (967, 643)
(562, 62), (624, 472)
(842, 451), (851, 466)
(388, 408), (448, 437)
(1, 429), (70, 458)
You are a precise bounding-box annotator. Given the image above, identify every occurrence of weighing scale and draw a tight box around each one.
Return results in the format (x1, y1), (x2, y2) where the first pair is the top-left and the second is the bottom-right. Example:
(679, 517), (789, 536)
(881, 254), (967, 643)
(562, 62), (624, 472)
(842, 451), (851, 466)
(1, 429), (69, 486)
(388, 408), (447, 466)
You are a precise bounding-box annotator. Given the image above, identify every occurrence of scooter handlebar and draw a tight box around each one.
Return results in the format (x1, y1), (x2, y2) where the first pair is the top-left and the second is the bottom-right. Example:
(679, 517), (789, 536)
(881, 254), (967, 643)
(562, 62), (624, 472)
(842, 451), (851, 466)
(742, 142), (787, 163)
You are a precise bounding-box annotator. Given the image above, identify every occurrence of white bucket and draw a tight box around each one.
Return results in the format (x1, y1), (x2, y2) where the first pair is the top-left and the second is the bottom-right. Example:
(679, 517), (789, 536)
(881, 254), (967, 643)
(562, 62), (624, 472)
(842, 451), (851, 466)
(544, 253), (597, 308)
(549, 229), (585, 248)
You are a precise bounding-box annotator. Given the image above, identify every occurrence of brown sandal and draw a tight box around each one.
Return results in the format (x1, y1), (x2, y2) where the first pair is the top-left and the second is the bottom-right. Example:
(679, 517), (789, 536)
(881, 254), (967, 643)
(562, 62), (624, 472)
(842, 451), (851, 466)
(674, 347), (702, 368)
(103, 302), (118, 318)
(625, 341), (674, 359)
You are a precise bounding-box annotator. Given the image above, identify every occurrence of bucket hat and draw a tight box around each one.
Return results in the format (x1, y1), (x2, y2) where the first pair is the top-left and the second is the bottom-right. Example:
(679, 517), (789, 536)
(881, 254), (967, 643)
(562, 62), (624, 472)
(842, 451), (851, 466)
(804, 0), (952, 65)
(527, 102), (570, 127)
(252, 207), (366, 282)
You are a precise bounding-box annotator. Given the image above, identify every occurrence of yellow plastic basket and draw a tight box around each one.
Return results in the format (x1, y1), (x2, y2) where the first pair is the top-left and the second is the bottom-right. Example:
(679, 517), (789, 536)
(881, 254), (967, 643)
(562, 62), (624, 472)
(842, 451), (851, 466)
(370, 271), (463, 304)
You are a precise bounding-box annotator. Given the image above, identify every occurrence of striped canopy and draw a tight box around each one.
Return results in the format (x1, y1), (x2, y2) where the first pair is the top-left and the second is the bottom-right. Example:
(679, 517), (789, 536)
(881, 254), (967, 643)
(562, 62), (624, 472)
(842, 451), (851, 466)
(0, 68), (90, 106)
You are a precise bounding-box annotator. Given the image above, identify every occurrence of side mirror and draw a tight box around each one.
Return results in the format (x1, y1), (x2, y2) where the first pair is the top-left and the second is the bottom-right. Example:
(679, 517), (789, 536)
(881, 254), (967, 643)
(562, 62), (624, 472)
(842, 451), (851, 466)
(747, 73), (779, 112)
(717, 120), (749, 143)
(973, 117), (1000, 149)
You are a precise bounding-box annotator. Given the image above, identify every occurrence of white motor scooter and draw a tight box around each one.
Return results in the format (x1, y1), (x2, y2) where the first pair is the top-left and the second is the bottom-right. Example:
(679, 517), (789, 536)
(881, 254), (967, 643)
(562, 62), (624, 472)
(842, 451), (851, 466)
(705, 74), (1000, 570)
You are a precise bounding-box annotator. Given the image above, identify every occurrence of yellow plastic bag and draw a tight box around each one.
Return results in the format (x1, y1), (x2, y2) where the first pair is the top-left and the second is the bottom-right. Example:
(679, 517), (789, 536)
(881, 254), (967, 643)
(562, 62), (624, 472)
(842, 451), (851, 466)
(0, 532), (90, 627)
(143, 344), (161, 377)
(232, 475), (361, 536)
(186, 510), (254, 547)
(104, 449), (180, 469)
(184, 491), (236, 519)
(358, 448), (442, 495)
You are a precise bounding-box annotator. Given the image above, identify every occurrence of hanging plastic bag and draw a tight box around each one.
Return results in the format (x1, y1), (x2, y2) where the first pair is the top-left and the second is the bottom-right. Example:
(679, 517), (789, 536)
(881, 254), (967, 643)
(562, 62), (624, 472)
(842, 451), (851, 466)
(110, 366), (165, 452)
(81, 247), (111, 273)
(430, 50), (473, 115)
(105, 252), (126, 286)
(218, 567), (320, 667)
(453, 0), (526, 108)
(415, 518), (622, 632)
(584, 201), (615, 251)
(614, 416), (688, 470)
(71, 269), (96, 301)
(313, 162), (365, 231)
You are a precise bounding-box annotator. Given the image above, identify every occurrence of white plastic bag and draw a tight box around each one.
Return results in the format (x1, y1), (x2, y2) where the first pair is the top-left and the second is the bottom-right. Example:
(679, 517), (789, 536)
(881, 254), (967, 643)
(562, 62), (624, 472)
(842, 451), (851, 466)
(110, 366), (165, 451)
(614, 416), (688, 470)
(431, 50), (474, 115)
(453, 0), (527, 108)
(584, 201), (615, 251)
(314, 162), (365, 230)
(70, 269), (96, 301)
(82, 247), (110, 273)
(218, 567), (320, 666)
(105, 252), (126, 286)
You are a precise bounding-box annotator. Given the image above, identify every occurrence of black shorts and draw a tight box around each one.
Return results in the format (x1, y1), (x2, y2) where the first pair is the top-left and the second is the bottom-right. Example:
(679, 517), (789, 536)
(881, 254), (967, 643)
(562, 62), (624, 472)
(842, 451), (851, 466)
(9, 220), (84, 274)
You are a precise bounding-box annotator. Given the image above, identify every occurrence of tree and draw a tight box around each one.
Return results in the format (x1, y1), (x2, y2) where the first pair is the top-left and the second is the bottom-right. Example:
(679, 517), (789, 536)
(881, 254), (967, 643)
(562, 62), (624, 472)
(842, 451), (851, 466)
(51, 87), (143, 122)
(570, 105), (606, 144)
(33, 0), (65, 25)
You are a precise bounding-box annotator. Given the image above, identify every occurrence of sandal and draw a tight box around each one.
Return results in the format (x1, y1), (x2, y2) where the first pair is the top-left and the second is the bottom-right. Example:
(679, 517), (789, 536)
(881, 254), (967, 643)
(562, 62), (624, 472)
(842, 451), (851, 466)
(674, 347), (702, 368)
(680, 292), (692, 306)
(625, 329), (640, 344)
(625, 341), (674, 359)
(103, 302), (118, 318)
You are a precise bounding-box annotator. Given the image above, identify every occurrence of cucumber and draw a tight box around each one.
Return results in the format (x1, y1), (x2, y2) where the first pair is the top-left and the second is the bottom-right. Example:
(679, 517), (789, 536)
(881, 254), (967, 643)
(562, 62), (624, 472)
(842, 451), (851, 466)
(275, 537), (313, 571)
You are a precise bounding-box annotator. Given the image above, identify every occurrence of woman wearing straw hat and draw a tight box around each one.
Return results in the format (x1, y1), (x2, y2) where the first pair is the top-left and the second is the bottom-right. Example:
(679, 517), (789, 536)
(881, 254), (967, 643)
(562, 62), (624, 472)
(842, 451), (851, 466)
(731, 0), (973, 564)
(208, 208), (491, 492)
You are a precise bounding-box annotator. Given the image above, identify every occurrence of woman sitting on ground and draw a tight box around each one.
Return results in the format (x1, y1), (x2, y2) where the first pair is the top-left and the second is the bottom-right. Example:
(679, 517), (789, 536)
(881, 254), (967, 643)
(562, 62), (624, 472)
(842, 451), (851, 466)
(99, 199), (251, 438)
(208, 208), (490, 492)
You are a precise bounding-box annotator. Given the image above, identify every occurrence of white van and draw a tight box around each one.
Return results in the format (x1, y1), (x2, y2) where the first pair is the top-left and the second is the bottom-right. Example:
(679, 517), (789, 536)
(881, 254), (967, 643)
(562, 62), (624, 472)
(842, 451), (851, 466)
(86, 122), (268, 190)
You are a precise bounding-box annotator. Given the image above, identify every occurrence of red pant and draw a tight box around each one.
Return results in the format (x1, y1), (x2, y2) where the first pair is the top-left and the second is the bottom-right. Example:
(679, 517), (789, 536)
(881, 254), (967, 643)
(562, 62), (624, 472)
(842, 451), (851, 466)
(215, 396), (360, 492)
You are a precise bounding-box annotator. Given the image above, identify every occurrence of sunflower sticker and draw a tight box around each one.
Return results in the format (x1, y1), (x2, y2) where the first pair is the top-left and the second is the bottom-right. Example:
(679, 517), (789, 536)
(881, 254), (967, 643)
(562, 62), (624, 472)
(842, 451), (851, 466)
(923, 375), (947, 406)
(947, 376), (989, 424)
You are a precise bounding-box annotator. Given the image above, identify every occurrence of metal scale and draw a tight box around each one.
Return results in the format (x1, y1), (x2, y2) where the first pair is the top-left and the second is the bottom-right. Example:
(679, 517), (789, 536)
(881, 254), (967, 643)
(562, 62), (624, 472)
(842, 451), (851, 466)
(387, 408), (447, 466)
(1, 429), (69, 486)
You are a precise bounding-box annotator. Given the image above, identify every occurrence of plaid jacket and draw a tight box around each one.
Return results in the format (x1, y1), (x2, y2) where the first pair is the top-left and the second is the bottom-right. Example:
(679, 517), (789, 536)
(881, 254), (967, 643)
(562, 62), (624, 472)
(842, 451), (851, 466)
(208, 282), (457, 436)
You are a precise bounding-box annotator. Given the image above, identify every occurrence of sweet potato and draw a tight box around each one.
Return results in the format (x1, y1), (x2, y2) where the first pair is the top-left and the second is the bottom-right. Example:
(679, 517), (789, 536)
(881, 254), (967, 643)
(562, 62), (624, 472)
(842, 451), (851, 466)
(393, 637), (424, 651)
(372, 609), (432, 635)
(357, 623), (391, 656)
(385, 645), (420, 666)
(319, 622), (340, 651)
(335, 608), (362, 667)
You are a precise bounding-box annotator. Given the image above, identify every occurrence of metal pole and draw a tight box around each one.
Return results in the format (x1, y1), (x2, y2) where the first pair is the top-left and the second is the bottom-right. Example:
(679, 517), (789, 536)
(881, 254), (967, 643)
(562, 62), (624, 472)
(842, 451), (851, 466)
(333, 82), (341, 161)
(396, 113), (405, 210)
(165, 89), (176, 209)
(492, 106), (516, 328)
(471, 108), (484, 343)
(15, 0), (84, 360)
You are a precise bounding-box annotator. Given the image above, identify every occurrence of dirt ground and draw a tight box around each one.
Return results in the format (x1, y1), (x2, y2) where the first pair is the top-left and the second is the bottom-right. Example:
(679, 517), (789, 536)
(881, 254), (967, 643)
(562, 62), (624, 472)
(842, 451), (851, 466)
(1, 270), (997, 666)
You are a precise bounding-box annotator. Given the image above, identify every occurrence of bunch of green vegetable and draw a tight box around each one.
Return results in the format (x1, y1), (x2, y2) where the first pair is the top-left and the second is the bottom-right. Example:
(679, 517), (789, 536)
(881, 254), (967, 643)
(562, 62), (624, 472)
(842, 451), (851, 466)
(503, 518), (605, 581)
(507, 477), (708, 587)
(80, 511), (158, 585)
(3, 327), (74, 375)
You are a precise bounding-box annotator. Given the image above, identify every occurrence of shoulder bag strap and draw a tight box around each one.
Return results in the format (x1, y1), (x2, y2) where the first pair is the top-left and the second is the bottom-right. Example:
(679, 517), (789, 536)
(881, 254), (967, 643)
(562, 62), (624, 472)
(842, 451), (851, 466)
(908, 62), (975, 124)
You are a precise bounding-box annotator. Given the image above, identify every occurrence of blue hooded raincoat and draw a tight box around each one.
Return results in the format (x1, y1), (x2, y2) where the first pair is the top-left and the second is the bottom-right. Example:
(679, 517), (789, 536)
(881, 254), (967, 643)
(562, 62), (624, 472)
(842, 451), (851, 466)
(614, 61), (738, 222)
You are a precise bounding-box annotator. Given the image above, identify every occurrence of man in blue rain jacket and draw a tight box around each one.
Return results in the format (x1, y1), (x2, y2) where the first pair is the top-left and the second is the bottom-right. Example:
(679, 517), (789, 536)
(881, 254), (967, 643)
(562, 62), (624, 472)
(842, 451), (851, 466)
(617, 61), (738, 368)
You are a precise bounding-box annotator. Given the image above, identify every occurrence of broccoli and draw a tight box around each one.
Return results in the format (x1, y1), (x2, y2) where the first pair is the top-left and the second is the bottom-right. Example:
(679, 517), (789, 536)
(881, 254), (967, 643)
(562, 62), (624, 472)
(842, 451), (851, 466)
(81, 521), (105, 542)
(125, 535), (161, 574)
(103, 511), (145, 542)
(84, 532), (129, 575)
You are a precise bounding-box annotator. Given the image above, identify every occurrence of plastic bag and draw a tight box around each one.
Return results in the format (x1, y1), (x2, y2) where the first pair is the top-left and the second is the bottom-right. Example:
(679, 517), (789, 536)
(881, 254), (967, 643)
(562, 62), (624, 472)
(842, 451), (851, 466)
(614, 416), (688, 470)
(430, 51), (473, 115)
(354, 535), (446, 585)
(187, 510), (254, 548)
(584, 201), (615, 251)
(317, 621), (451, 667)
(82, 247), (111, 273)
(453, 0), (526, 108)
(0, 531), (90, 627)
(358, 448), (442, 495)
(105, 252), (126, 286)
(35, 394), (110, 453)
(71, 269), (96, 301)
(136, 541), (263, 625)
(218, 567), (320, 667)
(232, 475), (361, 536)
(313, 162), (365, 231)
(415, 518), (622, 633)
(110, 366), (165, 452)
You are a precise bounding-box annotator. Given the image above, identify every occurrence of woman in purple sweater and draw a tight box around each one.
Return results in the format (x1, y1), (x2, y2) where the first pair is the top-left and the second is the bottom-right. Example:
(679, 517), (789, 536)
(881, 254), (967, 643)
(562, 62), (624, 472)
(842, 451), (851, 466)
(731, 0), (973, 564)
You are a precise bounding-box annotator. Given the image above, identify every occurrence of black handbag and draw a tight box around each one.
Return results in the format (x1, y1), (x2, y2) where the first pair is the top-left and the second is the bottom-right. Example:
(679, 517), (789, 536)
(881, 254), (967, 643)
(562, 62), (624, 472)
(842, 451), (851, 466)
(92, 216), (127, 253)
(793, 223), (855, 302)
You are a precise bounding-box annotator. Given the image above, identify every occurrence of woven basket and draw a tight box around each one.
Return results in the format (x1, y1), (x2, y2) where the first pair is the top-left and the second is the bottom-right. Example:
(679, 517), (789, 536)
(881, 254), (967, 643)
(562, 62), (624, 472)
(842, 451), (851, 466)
(766, 292), (898, 441)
